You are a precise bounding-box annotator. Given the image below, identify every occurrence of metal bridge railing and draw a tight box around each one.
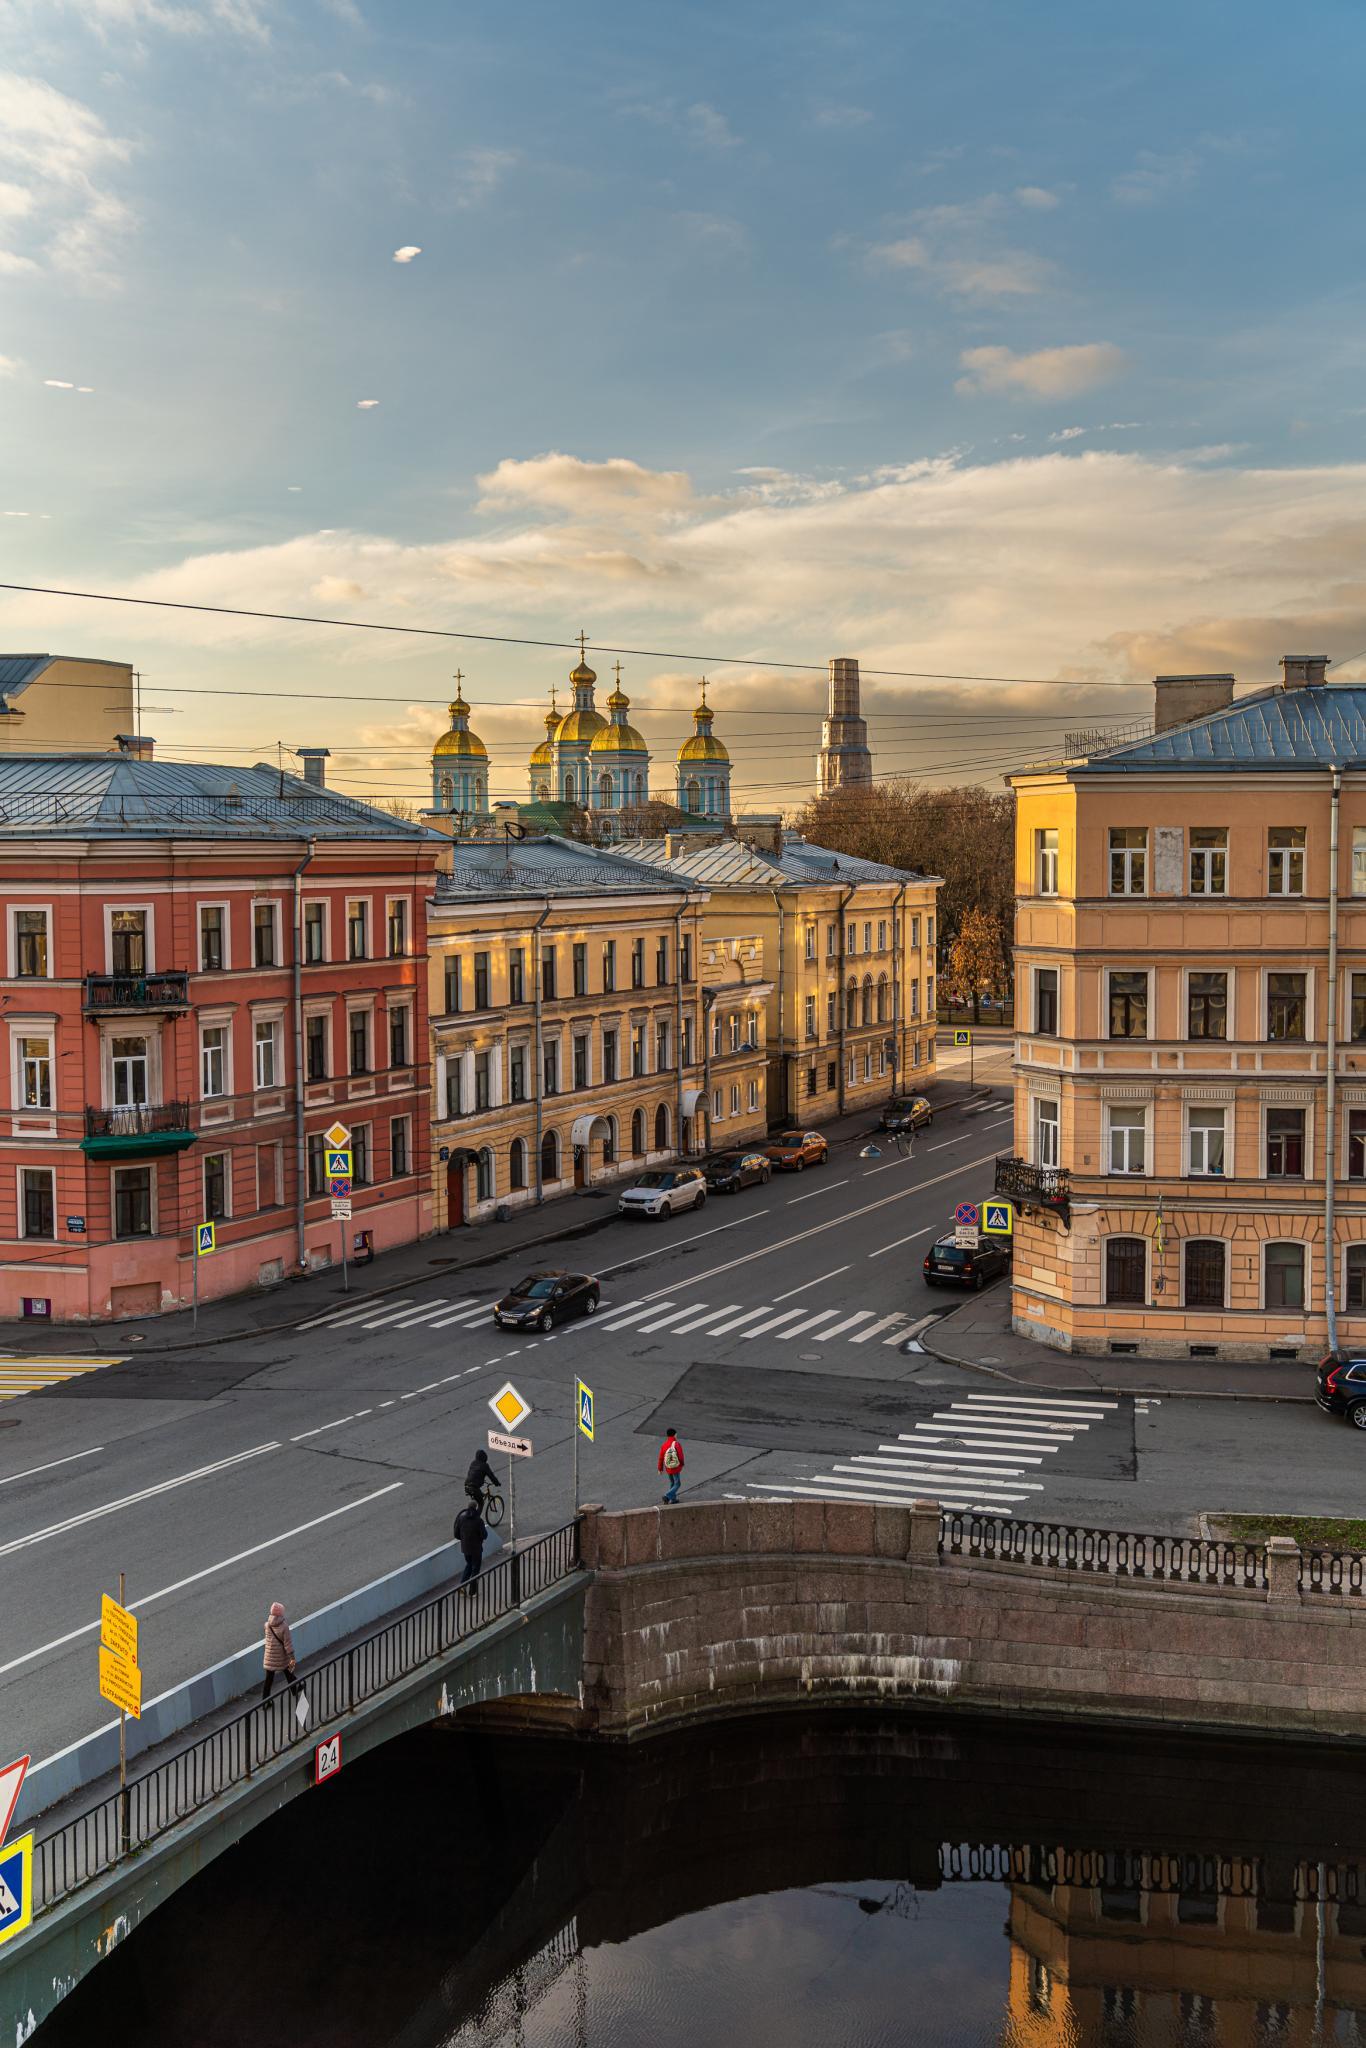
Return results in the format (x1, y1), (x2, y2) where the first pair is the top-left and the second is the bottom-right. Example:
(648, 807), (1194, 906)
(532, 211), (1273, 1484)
(34, 1520), (582, 1917)
(939, 1512), (1268, 1589)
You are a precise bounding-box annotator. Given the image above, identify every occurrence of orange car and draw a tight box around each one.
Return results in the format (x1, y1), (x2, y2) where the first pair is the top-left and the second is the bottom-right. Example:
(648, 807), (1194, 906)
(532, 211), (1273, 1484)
(762, 1129), (829, 1172)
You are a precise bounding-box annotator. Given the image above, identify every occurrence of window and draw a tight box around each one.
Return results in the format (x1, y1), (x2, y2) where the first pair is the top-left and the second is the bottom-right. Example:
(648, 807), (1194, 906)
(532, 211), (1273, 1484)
(254, 1018), (279, 1089)
(878, 920), (887, 951)
(805, 1065), (817, 1099)
(573, 1035), (589, 1090)
(863, 921), (873, 952)
(307, 1133), (325, 1196)
(909, 977), (920, 1018)
(656, 935), (669, 984)
(387, 898), (408, 957)
(1265, 1241), (1305, 1310)
(203, 1152), (228, 1221)
(304, 902), (325, 964)
(654, 1102), (669, 1150)
(445, 1057), (464, 1119)
(544, 1041), (560, 1095)
(347, 899), (368, 959)
(1268, 826), (1305, 896)
(602, 1119), (617, 1166)
(1108, 971), (1148, 1039)
(1035, 968), (1058, 1035)
(200, 1025), (227, 1099)
(631, 1107), (646, 1156)
(389, 1007), (409, 1069)
(826, 923), (837, 957)
(540, 1130), (560, 1182)
(863, 1048), (872, 1080)
(20, 1168), (53, 1240)
(1351, 1110), (1366, 1180)
(681, 1014), (693, 1065)
(1105, 1237), (1146, 1305)
(14, 909), (48, 979)
(1109, 827), (1147, 895)
(348, 1011), (370, 1076)
(476, 1148), (494, 1201)
(711, 1010), (723, 1059)
(473, 952), (490, 1010)
(909, 915), (920, 948)
(541, 947), (557, 1000)
(602, 940), (616, 993)
(1035, 829), (1059, 895)
(305, 1014), (327, 1081)
(632, 937), (645, 988)
(1190, 828), (1227, 895)
(1266, 1107), (1305, 1178)
(803, 925), (815, 962)
(509, 1043), (527, 1102)
(804, 995), (817, 1040)
(1188, 1107), (1226, 1176)
(1185, 1239), (1226, 1309)
(712, 1087), (723, 1120)
(571, 942), (587, 996)
(827, 1060), (837, 1090)
(1036, 1098), (1060, 1168)
(19, 1036), (50, 1110)
(826, 989), (837, 1032)
(113, 1165), (153, 1238)
(681, 932), (693, 981)
(253, 901), (277, 968)
(352, 1125), (370, 1185)
(473, 1050), (491, 1110)
(510, 1136), (528, 1190)
(1266, 972), (1306, 1041)
(111, 909), (146, 976)
(602, 1028), (618, 1083)
(1347, 1244), (1366, 1310)
(748, 1079), (758, 1111)
(390, 1116), (410, 1176)
(1107, 1104), (1146, 1175)
(632, 1023), (646, 1076)
(198, 905), (226, 973)
(656, 1018), (671, 1070)
(444, 957), (463, 1014)
(846, 921), (856, 954)
(730, 1083), (740, 1114)
(927, 974), (935, 1012)
(508, 948), (525, 1004)
(1188, 972), (1228, 1040)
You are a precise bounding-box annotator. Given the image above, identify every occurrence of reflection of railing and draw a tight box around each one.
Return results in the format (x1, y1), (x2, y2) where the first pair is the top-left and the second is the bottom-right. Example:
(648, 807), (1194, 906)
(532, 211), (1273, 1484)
(84, 1102), (191, 1139)
(939, 1841), (1366, 1901)
(35, 1520), (582, 1916)
(940, 1512), (1267, 1588)
(84, 973), (189, 1012)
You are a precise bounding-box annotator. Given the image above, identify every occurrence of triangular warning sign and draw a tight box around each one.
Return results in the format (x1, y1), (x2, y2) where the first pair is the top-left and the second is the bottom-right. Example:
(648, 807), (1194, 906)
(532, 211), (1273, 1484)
(0, 1870), (19, 1918)
(0, 1757), (28, 1853)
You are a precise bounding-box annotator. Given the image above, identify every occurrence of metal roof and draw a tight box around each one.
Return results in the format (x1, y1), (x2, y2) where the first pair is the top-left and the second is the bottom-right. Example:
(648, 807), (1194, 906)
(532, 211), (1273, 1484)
(0, 755), (436, 839)
(436, 835), (697, 900)
(614, 834), (934, 889)
(0, 656), (54, 693)
(1065, 685), (1366, 773)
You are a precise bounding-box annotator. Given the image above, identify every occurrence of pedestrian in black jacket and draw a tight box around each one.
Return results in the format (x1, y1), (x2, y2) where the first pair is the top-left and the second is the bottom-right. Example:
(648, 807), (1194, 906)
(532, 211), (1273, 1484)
(465, 1446), (499, 1506)
(454, 1501), (486, 1586)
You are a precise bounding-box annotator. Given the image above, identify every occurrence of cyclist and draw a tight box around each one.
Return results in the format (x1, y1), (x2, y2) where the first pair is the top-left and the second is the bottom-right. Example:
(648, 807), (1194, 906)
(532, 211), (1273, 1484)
(464, 1444), (500, 1510)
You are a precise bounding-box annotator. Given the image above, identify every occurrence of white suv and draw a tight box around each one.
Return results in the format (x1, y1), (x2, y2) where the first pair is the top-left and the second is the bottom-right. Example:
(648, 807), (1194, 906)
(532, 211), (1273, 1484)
(618, 1167), (707, 1219)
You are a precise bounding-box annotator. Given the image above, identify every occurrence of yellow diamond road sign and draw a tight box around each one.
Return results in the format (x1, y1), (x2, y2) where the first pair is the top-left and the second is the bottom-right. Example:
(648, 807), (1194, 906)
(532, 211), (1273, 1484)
(324, 1121), (351, 1150)
(489, 1381), (531, 1432)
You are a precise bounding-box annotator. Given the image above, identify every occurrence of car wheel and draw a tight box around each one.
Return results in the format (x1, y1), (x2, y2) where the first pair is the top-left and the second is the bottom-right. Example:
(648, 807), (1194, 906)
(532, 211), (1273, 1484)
(1350, 1403), (1366, 1431)
(795, 1157), (805, 1172)
(973, 1272), (986, 1291)
(538, 1309), (554, 1332)
(584, 1292), (599, 1315)
(695, 1189), (706, 1210)
(761, 1167), (771, 1184)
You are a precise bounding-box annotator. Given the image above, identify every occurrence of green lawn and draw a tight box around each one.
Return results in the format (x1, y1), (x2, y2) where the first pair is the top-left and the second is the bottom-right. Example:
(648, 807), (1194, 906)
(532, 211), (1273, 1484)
(1214, 1513), (1366, 1549)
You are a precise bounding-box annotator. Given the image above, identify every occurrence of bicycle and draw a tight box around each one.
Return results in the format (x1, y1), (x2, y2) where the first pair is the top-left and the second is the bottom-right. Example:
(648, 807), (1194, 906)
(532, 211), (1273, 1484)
(453, 1485), (505, 1537)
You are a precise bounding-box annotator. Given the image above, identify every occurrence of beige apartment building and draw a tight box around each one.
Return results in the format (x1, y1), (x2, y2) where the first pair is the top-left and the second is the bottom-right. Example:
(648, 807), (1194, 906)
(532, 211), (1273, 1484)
(0, 655), (136, 752)
(426, 837), (768, 1227)
(1004, 655), (1366, 1362)
(618, 827), (940, 1125)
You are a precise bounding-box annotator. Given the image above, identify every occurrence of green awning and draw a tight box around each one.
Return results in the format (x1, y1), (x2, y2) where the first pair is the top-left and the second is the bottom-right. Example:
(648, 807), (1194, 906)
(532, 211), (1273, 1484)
(81, 1130), (199, 1160)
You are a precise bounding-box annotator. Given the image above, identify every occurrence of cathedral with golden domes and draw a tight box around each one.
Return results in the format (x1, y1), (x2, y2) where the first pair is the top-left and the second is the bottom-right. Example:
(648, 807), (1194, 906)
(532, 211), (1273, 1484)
(428, 636), (732, 832)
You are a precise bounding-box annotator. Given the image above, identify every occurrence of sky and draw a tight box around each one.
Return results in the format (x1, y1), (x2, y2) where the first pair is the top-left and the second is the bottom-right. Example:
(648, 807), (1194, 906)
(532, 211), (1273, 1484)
(3, 0), (1366, 808)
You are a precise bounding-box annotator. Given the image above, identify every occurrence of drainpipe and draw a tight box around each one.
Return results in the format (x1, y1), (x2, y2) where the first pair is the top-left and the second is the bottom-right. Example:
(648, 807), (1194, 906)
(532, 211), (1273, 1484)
(673, 903), (687, 1153)
(835, 884), (856, 1115)
(531, 899), (553, 1204)
(1326, 765), (1343, 1354)
(291, 839), (316, 1271)
(767, 887), (786, 1125)
(892, 881), (907, 1091)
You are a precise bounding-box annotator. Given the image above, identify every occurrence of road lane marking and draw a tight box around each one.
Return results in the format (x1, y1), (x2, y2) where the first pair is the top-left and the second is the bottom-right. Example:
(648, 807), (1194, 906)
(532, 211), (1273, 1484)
(915, 1432), (1062, 1454)
(749, 1479), (1014, 1512)
(297, 1300), (412, 1331)
(773, 1266), (849, 1302)
(593, 1210), (771, 1278)
(664, 1304), (743, 1335)
(599, 1302), (674, 1331)
(380, 1302), (470, 1330)
(740, 1308), (812, 1340)
(775, 1308), (844, 1341)
(888, 1440), (1045, 1465)
(426, 1305), (495, 1330)
(786, 1179), (848, 1205)
(867, 1226), (936, 1259)
(813, 1311), (876, 1340)
(0, 1441), (280, 1560)
(848, 1314), (911, 1343)
(964, 1393), (1117, 1413)
(634, 1304), (710, 1334)
(0, 1446), (105, 1489)
(836, 1463), (1039, 1496)
(704, 1305), (782, 1337)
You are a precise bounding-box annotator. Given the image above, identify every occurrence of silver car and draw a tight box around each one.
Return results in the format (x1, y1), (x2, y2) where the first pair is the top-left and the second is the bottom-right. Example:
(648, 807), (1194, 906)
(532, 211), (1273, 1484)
(618, 1167), (707, 1219)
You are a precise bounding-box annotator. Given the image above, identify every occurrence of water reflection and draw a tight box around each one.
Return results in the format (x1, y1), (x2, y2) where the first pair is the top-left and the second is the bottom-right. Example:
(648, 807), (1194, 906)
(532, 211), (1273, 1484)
(35, 1714), (1366, 2047)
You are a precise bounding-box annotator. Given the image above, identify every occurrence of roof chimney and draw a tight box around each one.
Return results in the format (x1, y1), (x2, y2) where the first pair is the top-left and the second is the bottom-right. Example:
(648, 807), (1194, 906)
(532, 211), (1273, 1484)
(1152, 674), (1235, 734)
(1281, 654), (1329, 691)
(297, 746), (330, 788)
(114, 733), (155, 762)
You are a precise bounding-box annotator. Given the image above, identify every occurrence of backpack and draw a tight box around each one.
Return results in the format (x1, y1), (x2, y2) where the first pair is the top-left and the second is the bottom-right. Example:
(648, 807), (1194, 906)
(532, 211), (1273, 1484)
(663, 1440), (681, 1472)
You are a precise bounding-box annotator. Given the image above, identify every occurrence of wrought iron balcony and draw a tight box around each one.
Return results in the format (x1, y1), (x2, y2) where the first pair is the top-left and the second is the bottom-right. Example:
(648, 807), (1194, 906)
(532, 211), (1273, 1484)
(994, 1153), (1070, 1225)
(84, 972), (190, 1014)
(82, 1101), (196, 1158)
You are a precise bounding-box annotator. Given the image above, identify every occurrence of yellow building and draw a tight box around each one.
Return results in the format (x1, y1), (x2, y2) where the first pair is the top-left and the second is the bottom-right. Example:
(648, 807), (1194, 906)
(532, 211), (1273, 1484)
(426, 836), (768, 1227)
(1004, 656), (1366, 1362)
(0, 655), (136, 753)
(617, 826), (939, 1125)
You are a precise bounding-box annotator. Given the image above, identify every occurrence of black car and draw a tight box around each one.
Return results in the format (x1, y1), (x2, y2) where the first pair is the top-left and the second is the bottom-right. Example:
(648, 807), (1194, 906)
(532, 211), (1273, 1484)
(494, 1271), (600, 1332)
(703, 1150), (772, 1193)
(1316, 1355), (1366, 1427)
(922, 1234), (1011, 1290)
(881, 1095), (934, 1134)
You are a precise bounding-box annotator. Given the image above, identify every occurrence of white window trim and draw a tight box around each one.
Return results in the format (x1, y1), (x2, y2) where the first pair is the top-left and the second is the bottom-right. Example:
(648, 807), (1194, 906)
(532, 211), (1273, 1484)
(1342, 1242), (1366, 1313)
(1032, 964), (1060, 1035)
(1103, 1100), (1151, 1176)
(1034, 830), (1059, 896)
(1107, 828), (1149, 898)
(202, 1148), (232, 1221)
(1189, 830), (1229, 897)
(1179, 1234), (1232, 1310)
(101, 1022), (162, 1110)
(385, 895), (412, 957)
(346, 1003), (374, 1076)
(1105, 966), (1153, 1043)
(345, 896), (372, 961)
(1263, 1101), (1313, 1180)
(1182, 965), (1234, 1045)
(198, 899), (232, 973)
(1263, 1239), (1311, 1314)
(1267, 829), (1307, 897)
(9, 1021), (56, 1129)
(386, 998), (413, 1068)
(199, 1017), (233, 1102)
(104, 902), (155, 976)
(1261, 964), (1314, 1045)
(8, 903), (53, 981)
(1034, 1097), (1061, 1169)
(302, 897), (330, 964)
(390, 1112), (412, 1177)
(1102, 1231), (1149, 1306)
(111, 1161), (158, 1239)
(1184, 1103), (1231, 1179)
(351, 1119), (373, 1185)
(253, 1014), (282, 1091)
(250, 897), (283, 969)
(15, 1163), (55, 1240)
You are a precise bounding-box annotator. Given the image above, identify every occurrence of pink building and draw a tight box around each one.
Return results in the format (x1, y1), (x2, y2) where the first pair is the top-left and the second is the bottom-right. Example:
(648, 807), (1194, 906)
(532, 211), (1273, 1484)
(0, 748), (440, 1322)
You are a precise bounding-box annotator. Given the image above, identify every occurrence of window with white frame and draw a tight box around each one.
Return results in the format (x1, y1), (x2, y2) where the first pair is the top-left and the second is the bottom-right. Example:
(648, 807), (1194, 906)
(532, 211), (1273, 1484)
(1190, 828), (1228, 895)
(387, 898), (409, 957)
(389, 1005), (410, 1069)
(1035, 829), (1059, 895)
(199, 904), (226, 971)
(347, 899), (368, 960)
(878, 919), (887, 951)
(112, 1035), (149, 1106)
(1108, 971), (1148, 1039)
(348, 1009), (371, 1076)
(110, 909), (147, 975)
(13, 908), (49, 979)
(1035, 967), (1059, 1035)
(826, 923), (836, 957)
(18, 1035), (51, 1110)
(20, 1167), (53, 1239)
(201, 1024), (228, 1099)
(303, 901), (326, 964)
(253, 1017), (280, 1090)
(1264, 1240), (1305, 1310)
(1267, 826), (1305, 896)
(391, 1115), (410, 1177)
(1266, 973), (1307, 1042)
(305, 1013), (328, 1081)
(1107, 1103), (1146, 1174)
(730, 1083), (740, 1114)
(202, 1151), (228, 1220)
(1187, 1106), (1227, 1176)
(1347, 1243), (1366, 1310)
(1109, 827), (1147, 895)
(1035, 1098), (1060, 1168)
(252, 900), (278, 968)
(712, 1088), (723, 1120)
(804, 925), (816, 961)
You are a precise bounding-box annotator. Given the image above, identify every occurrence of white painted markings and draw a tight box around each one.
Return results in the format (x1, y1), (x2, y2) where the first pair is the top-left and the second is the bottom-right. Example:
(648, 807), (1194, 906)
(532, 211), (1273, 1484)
(0, 1356), (126, 1404)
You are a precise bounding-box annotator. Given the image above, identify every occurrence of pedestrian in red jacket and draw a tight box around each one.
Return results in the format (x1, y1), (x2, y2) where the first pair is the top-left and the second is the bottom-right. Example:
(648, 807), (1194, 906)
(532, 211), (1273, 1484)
(659, 1426), (684, 1504)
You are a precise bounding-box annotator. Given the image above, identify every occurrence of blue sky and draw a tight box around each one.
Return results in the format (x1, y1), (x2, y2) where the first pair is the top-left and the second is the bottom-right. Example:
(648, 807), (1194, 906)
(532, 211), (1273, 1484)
(3, 0), (1366, 804)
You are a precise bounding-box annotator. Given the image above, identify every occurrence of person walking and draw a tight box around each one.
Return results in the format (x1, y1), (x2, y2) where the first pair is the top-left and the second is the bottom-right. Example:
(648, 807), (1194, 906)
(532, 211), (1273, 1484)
(658, 1426), (684, 1504)
(454, 1499), (486, 1587)
(464, 1445), (500, 1508)
(261, 1600), (303, 1702)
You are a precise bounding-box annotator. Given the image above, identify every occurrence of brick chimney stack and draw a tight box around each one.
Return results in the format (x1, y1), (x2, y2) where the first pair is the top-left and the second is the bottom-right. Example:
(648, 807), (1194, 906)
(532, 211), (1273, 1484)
(817, 657), (874, 794)
(1280, 655), (1329, 690)
(1152, 674), (1235, 734)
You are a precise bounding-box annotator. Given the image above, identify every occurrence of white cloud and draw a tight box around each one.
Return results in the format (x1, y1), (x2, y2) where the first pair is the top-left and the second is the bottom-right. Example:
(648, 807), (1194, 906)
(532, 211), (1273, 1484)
(43, 377), (74, 387)
(869, 193), (1055, 298)
(1112, 148), (1199, 205)
(392, 244), (421, 263)
(0, 354), (21, 377)
(287, 484), (303, 491)
(451, 146), (516, 210)
(955, 343), (1127, 399)
(622, 98), (740, 150)
(10, 0), (270, 39)
(477, 452), (694, 517)
(356, 397), (379, 408)
(1015, 185), (1060, 209)
(0, 72), (135, 287)
(1050, 425), (1086, 440)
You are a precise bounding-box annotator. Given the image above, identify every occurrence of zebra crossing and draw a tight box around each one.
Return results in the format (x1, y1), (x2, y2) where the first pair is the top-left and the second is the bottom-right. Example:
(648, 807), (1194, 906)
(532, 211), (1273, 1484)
(747, 1390), (1121, 1516)
(297, 1290), (919, 1350)
(297, 1296), (514, 1335)
(0, 1356), (127, 1403)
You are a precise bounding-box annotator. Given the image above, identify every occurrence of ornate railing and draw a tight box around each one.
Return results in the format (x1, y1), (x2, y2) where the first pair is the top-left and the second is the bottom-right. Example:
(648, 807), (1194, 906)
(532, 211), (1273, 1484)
(939, 1511), (1267, 1588)
(84, 1102), (192, 1139)
(993, 1153), (1070, 1222)
(940, 1842), (1366, 1901)
(84, 972), (190, 1012)
(1298, 1549), (1366, 1596)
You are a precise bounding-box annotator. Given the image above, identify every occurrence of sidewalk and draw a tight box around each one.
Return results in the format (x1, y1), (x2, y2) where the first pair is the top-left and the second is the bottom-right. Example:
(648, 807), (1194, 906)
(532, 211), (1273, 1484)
(922, 1287), (1317, 1404)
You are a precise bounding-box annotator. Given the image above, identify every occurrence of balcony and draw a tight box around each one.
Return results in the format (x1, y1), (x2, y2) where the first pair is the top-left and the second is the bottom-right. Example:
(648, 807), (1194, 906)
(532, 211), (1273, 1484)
(994, 1153), (1070, 1226)
(82, 1101), (197, 1160)
(84, 973), (190, 1015)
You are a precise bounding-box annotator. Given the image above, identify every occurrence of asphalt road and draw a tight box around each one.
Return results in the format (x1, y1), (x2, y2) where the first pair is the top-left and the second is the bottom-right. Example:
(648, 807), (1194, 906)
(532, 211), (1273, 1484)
(4, 1083), (1365, 1769)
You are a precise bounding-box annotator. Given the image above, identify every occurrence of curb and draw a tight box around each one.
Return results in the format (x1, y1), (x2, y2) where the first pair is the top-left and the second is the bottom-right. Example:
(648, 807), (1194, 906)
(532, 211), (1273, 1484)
(919, 1314), (1317, 1406)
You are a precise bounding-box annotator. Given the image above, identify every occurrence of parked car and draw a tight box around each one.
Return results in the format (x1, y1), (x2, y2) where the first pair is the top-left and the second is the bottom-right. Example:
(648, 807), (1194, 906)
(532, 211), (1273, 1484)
(763, 1130), (829, 1172)
(922, 1234), (1012, 1290)
(703, 1150), (771, 1193)
(618, 1166), (707, 1219)
(881, 1095), (933, 1133)
(1316, 1355), (1366, 1427)
(494, 1270), (600, 1331)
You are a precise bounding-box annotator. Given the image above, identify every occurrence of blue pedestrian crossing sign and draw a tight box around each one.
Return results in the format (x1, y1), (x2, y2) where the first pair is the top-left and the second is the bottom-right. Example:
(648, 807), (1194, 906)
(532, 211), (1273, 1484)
(953, 1029), (972, 1046)
(576, 1378), (594, 1442)
(325, 1149), (351, 1180)
(0, 1832), (33, 1948)
(196, 1222), (216, 1256)
(982, 1200), (1014, 1237)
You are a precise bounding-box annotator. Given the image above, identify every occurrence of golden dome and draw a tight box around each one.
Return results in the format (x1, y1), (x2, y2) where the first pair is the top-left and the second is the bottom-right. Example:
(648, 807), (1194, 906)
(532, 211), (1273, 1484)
(529, 693), (559, 768)
(433, 727), (487, 759)
(570, 659), (597, 687)
(591, 720), (648, 753)
(554, 707), (606, 744)
(678, 731), (729, 763)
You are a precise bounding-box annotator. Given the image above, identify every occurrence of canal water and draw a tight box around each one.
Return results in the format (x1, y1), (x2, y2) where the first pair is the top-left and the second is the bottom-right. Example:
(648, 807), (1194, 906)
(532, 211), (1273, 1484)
(37, 1711), (1366, 2046)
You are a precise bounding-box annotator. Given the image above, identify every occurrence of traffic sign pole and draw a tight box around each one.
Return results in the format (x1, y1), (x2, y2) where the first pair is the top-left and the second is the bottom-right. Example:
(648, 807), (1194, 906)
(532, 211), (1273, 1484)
(117, 1569), (127, 1853)
(192, 1238), (199, 1334)
(572, 1401), (579, 1518)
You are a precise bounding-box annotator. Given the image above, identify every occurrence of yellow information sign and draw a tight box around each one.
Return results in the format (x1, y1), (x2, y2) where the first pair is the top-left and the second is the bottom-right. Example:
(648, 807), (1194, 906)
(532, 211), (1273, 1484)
(489, 1380), (531, 1432)
(101, 1593), (138, 1666)
(324, 1120), (351, 1150)
(99, 1645), (142, 1720)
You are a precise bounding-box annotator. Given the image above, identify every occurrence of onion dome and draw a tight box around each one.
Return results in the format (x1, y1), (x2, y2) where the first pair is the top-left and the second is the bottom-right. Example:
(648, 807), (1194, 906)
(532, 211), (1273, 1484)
(433, 684), (487, 759)
(556, 630), (607, 742)
(591, 668), (648, 754)
(529, 689), (559, 768)
(677, 676), (729, 763)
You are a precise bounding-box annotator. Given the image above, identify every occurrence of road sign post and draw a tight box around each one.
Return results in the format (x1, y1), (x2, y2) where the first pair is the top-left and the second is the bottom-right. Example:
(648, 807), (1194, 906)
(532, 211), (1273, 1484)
(325, 1145), (353, 1291)
(574, 1378), (594, 1515)
(488, 1384), (531, 1555)
(192, 1219), (215, 1332)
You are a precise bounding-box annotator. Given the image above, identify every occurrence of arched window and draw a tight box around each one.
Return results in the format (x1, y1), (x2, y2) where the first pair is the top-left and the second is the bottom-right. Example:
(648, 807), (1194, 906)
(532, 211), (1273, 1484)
(563, 774), (574, 802)
(602, 1116), (617, 1167)
(635, 773), (645, 804)
(877, 973), (889, 1023)
(476, 1147), (494, 1201)
(631, 1107), (646, 1156)
(1265, 1240), (1305, 1310)
(536, 779), (550, 801)
(475, 778), (485, 809)
(861, 975), (874, 1026)
(654, 1102), (670, 1151)
(845, 979), (858, 1029)
(541, 1130), (560, 1183)
(1105, 1237), (1146, 1305)
(685, 778), (701, 813)
(599, 772), (613, 808)
(509, 1137), (527, 1192)
(1184, 1238), (1225, 1309)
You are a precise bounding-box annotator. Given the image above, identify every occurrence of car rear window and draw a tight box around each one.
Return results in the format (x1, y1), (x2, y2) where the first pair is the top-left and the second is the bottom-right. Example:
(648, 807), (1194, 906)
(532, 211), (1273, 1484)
(934, 1246), (968, 1264)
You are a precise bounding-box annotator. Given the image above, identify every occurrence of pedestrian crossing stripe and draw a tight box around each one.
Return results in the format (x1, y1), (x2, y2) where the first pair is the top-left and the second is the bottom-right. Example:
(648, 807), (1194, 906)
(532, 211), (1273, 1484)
(0, 1358), (123, 1404)
(0, 1832), (32, 1946)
